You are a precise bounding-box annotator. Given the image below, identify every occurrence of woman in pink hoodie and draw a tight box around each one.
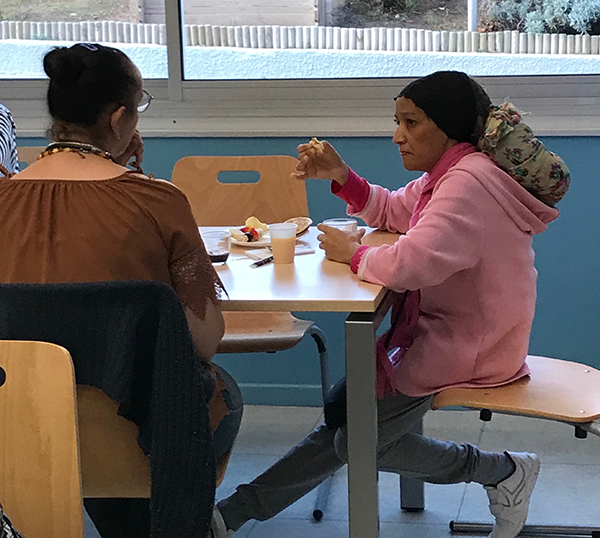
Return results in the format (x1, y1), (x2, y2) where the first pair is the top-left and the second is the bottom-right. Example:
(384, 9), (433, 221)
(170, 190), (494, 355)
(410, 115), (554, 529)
(212, 72), (563, 538)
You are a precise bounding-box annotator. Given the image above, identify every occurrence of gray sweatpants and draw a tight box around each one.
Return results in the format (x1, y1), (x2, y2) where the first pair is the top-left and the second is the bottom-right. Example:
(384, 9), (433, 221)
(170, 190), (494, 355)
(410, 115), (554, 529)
(218, 390), (511, 532)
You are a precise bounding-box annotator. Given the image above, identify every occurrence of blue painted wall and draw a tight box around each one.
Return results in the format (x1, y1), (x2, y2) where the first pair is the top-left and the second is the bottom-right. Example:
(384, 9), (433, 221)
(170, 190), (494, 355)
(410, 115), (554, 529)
(19, 135), (599, 405)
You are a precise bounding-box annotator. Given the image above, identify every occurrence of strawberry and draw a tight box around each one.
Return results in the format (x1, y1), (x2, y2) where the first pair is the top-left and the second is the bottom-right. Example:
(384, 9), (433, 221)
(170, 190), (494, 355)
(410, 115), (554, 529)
(238, 225), (261, 241)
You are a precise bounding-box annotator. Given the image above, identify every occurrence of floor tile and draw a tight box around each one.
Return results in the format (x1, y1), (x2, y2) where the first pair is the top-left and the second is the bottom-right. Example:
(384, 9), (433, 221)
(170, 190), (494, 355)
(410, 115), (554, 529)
(324, 469), (466, 525)
(216, 450), (324, 521)
(424, 409), (484, 445)
(232, 405), (323, 455)
(217, 452), (282, 500)
(247, 518), (484, 537)
(84, 405), (600, 537)
(478, 413), (600, 465)
(247, 518), (348, 538)
(84, 511), (101, 538)
(232, 520), (257, 538)
(458, 463), (600, 527)
(379, 522), (484, 538)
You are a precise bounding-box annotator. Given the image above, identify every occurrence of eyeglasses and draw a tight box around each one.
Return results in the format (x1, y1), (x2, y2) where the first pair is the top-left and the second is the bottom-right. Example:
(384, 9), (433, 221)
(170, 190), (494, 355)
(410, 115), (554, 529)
(138, 89), (153, 113)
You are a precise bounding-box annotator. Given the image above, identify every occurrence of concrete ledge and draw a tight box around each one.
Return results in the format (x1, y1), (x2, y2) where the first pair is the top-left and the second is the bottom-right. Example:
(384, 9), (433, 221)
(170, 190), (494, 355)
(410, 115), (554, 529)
(2, 39), (600, 79)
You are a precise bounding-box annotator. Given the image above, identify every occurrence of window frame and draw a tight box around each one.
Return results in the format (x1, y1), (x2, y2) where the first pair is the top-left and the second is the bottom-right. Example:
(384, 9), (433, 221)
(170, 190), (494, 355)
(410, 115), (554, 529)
(1, 0), (599, 138)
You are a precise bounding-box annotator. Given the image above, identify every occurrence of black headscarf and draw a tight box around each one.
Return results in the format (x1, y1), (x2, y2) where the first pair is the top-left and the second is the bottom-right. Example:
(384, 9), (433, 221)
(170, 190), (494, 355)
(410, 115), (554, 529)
(397, 71), (491, 145)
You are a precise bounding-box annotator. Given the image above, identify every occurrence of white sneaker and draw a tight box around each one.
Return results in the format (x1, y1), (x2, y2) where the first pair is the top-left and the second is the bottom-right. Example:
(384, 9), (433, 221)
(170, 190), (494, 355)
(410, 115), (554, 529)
(210, 505), (235, 538)
(484, 451), (540, 538)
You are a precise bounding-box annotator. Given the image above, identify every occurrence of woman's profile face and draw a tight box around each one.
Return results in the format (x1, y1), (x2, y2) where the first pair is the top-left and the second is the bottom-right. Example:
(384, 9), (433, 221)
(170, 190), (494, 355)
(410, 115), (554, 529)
(392, 97), (456, 173)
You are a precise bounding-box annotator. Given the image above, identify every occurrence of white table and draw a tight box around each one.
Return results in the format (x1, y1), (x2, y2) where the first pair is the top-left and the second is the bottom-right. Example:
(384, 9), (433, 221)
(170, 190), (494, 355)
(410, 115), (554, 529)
(209, 226), (399, 538)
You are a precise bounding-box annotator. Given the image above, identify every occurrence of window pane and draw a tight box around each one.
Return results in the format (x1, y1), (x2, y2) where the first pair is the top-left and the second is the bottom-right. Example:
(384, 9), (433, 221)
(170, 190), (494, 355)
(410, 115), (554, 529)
(0, 0), (166, 78)
(180, 0), (600, 80)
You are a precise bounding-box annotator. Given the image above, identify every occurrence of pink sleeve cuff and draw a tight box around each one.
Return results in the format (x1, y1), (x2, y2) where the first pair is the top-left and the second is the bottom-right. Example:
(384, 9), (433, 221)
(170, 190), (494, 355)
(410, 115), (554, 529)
(331, 168), (370, 213)
(350, 245), (370, 274)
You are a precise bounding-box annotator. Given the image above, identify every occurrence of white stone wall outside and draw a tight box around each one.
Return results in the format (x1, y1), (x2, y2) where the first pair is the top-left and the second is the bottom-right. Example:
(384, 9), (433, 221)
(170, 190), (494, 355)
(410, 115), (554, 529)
(2, 20), (600, 56)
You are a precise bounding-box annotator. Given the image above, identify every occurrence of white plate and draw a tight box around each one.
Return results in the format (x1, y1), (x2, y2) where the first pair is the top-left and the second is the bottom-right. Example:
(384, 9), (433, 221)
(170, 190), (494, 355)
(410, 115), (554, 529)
(231, 234), (271, 248)
(285, 216), (312, 235)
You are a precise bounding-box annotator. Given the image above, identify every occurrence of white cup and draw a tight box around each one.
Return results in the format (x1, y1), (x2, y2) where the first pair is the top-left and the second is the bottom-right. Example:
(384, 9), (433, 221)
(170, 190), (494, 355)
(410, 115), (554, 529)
(322, 218), (358, 234)
(268, 223), (298, 264)
(201, 230), (231, 264)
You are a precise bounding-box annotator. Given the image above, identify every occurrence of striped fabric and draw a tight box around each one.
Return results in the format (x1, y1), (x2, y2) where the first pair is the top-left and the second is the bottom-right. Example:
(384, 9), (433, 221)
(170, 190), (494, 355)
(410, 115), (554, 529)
(0, 104), (18, 174)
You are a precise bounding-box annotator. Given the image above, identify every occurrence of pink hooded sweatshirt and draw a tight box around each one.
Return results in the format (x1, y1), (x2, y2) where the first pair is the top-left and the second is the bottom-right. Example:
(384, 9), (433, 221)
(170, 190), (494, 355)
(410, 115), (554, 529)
(334, 151), (559, 397)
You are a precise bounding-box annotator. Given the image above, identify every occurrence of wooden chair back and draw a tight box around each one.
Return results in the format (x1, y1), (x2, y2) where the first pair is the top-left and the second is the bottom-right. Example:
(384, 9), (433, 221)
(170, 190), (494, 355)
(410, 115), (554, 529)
(431, 355), (600, 423)
(17, 146), (44, 167)
(171, 155), (308, 225)
(0, 340), (84, 538)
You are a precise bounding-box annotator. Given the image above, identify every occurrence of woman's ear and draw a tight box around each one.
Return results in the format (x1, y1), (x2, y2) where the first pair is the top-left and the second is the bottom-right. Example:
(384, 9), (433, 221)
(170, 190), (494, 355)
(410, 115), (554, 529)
(110, 105), (127, 140)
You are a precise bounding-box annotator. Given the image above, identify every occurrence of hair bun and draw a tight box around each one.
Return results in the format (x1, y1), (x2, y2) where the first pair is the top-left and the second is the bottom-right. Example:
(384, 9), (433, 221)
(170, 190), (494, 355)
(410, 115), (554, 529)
(43, 47), (85, 87)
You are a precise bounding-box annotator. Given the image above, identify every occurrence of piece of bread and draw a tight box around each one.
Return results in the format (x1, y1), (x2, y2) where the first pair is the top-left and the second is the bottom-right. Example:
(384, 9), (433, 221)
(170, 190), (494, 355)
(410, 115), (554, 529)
(310, 137), (324, 155)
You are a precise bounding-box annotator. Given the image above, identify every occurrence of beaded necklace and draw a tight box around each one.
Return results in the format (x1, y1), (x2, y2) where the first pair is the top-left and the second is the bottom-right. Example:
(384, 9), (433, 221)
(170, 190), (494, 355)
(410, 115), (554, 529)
(38, 141), (115, 162)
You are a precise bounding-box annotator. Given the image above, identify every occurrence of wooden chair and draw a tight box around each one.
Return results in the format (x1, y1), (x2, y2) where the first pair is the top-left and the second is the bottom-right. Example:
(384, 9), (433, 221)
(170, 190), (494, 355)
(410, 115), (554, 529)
(78, 385), (231, 499)
(171, 155), (309, 226)
(0, 340), (84, 538)
(400, 355), (600, 537)
(17, 146), (44, 168)
(0, 282), (228, 535)
(172, 155), (332, 517)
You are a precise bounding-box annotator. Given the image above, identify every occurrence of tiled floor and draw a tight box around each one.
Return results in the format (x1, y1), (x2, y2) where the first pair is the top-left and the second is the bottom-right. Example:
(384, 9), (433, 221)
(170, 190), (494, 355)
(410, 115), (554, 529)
(85, 406), (600, 537)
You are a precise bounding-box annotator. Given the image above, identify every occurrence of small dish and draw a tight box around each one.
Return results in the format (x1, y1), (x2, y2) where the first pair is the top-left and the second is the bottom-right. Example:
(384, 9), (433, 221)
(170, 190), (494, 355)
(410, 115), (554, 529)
(285, 217), (313, 236)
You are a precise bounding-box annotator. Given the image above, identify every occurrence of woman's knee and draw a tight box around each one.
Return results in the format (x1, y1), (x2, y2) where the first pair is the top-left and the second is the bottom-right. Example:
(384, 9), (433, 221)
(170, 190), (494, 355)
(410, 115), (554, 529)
(212, 363), (243, 413)
(211, 363), (244, 459)
(333, 426), (348, 462)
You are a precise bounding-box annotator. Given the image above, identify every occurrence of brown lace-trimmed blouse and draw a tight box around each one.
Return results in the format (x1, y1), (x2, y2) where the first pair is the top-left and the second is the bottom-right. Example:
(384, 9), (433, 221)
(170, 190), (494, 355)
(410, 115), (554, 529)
(0, 171), (228, 429)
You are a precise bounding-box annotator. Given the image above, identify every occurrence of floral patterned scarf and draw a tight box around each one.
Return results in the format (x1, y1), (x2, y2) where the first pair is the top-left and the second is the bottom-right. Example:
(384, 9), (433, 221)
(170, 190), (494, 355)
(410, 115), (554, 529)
(477, 102), (570, 207)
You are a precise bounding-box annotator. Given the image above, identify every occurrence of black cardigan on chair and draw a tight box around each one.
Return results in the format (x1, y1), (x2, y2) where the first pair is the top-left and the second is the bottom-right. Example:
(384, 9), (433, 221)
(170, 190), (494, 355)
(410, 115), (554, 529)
(0, 280), (216, 538)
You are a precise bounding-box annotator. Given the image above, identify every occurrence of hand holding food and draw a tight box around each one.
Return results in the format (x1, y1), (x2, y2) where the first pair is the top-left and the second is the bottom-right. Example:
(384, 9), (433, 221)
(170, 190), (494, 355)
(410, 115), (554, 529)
(317, 224), (365, 264)
(229, 216), (269, 243)
(309, 137), (324, 154)
(291, 138), (350, 186)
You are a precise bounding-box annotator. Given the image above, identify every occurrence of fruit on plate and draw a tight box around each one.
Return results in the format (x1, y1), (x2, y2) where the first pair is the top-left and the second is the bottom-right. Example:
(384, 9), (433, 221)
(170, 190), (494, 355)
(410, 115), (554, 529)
(229, 216), (269, 243)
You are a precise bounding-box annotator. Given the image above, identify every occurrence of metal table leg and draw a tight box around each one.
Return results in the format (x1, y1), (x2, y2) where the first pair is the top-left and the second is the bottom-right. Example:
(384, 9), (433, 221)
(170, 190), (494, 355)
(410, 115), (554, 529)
(345, 292), (394, 538)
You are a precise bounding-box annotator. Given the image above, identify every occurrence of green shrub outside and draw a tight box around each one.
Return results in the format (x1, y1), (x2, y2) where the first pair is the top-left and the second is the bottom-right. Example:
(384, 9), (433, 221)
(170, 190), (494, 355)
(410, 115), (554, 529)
(334, 0), (418, 27)
(480, 0), (600, 34)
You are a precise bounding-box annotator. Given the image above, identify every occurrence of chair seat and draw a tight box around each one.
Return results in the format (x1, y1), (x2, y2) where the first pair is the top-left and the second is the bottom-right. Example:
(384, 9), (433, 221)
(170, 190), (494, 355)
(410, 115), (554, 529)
(77, 386), (151, 499)
(78, 386), (231, 499)
(218, 312), (314, 354)
(431, 355), (600, 423)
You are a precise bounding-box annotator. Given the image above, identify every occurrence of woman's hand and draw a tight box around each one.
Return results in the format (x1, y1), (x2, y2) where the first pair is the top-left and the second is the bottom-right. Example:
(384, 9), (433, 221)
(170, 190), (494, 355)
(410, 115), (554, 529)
(292, 140), (350, 186)
(317, 224), (366, 264)
(114, 130), (144, 169)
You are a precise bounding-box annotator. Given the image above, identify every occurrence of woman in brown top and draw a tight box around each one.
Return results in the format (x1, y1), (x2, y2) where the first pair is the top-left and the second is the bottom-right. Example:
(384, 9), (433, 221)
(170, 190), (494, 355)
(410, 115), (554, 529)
(0, 43), (242, 537)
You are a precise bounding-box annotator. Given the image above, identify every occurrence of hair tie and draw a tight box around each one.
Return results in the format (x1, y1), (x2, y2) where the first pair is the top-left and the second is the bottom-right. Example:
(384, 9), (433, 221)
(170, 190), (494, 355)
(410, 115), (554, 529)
(77, 43), (99, 51)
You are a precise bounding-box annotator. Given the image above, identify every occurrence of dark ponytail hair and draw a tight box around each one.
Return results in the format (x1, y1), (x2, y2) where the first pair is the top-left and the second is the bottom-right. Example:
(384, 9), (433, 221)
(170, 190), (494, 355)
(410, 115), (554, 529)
(44, 43), (140, 129)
